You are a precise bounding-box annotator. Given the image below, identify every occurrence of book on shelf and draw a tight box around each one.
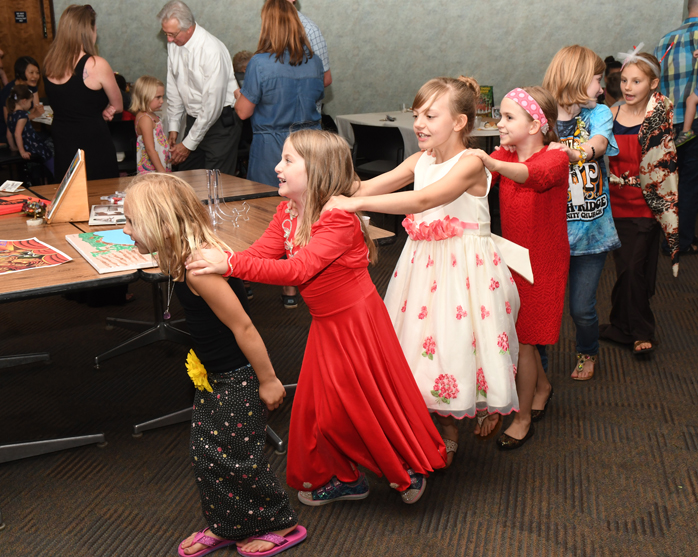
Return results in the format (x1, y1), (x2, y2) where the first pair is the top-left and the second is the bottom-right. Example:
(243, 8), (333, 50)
(65, 229), (157, 274)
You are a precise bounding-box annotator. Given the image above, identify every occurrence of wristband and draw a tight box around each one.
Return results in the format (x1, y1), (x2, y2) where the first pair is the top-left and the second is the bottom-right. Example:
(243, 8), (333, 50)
(222, 251), (234, 277)
(590, 146), (596, 160)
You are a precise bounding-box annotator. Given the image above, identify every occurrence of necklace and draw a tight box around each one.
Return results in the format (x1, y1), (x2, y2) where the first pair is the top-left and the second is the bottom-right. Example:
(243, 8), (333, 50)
(163, 273), (174, 320)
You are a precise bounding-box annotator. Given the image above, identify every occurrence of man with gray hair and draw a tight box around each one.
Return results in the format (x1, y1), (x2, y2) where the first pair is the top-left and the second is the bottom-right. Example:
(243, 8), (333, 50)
(157, 0), (241, 174)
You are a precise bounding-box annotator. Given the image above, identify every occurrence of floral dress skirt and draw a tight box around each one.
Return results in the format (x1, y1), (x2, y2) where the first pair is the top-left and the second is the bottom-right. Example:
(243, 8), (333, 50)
(384, 218), (520, 419)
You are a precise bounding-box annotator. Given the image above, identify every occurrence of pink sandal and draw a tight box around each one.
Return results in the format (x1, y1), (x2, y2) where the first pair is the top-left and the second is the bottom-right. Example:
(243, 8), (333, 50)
(237, 525), (307, 557)
(178, 528), (237, 557)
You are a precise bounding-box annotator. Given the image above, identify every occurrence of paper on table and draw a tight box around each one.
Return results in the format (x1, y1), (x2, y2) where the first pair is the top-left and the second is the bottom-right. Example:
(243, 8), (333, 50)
(0, 181), (24, 192)
(0, 237), (72, 275)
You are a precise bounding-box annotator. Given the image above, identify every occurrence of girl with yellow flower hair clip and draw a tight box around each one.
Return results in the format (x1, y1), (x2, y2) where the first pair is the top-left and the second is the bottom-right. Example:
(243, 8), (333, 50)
(123, 173), (306, 557)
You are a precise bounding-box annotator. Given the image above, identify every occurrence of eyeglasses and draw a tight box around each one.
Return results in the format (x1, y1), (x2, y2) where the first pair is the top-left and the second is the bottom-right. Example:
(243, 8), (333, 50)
(163, 28), (183, 39)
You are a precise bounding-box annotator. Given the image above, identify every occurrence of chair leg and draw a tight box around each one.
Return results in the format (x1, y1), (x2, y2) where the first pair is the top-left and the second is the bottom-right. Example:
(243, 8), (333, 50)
(0, 433), (107, 464)
(0, 353), (50, 369)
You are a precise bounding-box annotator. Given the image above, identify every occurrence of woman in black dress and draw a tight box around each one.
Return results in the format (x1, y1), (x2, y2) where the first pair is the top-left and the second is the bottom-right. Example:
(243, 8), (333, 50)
(43, 4), (122, 180)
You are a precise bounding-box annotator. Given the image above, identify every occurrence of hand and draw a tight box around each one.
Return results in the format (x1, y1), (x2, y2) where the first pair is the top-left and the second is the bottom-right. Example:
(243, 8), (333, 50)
(20, 150), (31, 160)
(493, 145), (515, 152)
(185, 248), (229, 276)
(33, 104), (46, 117)
(547, 141), (577, 162)
(463, 148), (494, 170)
(693, 49), (698, 59)
(102, 104), (116, 121)
(168, 131), (178, 148)
(322, 195), (354, 214)
(259, 377), (286, 411)
(170, 142), (190, 164)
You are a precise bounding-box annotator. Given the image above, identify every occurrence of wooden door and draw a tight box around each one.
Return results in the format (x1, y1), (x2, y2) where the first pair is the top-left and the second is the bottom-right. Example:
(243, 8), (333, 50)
(0, 0), (56, 98)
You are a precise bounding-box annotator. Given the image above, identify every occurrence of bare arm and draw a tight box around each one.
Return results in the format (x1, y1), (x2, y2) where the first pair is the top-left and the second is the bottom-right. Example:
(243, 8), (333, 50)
(683, 92), (698, 133)
(234, 90), (255, 120)
(13, 118), (30, 159)
(187, 272), (286, 410)
(83, 56), (122, 120)
(325, 154), (487, 215)
(323, 69), (332, 87)
(136, 116), (168, 173)
(353, 151), (421, 197)
(464, 148), (529, 183)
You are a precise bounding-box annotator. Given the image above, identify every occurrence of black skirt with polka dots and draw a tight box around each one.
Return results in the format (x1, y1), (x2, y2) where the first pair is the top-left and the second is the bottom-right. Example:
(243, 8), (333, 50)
(190, 364), (297, 540)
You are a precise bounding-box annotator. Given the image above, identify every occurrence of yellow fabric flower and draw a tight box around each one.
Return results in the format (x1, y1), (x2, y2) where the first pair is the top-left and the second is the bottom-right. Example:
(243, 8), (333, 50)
(186, 350), (213, 392)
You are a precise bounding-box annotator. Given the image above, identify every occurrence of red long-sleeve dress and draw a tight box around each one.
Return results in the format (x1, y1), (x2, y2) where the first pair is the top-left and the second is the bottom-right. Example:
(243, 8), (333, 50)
(491, 147), (570, 344)
(229, 202), (447, 492)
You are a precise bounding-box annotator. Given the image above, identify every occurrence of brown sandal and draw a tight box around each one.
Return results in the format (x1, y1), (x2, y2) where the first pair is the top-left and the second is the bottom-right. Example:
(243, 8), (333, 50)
(571, 353), (597, 381)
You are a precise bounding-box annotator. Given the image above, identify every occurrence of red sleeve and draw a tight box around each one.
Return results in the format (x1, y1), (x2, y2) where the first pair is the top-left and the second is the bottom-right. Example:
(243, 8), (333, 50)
(238, 201), (289, 261)
(230, 209), (356, 286)
(520, 148), (569, 193)
(488, 148), (516, 183)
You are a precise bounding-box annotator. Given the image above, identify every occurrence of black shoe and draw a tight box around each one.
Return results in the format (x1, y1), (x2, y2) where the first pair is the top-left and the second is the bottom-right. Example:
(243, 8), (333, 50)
(496, 425), (534, 450)
(281, 294), (298, 309)
(530, 387), (553, 422)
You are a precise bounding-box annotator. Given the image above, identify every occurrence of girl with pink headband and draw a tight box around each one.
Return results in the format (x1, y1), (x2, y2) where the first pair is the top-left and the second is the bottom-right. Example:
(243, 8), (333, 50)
(324, 76), (528, 464)
(465, 86), (570, 449)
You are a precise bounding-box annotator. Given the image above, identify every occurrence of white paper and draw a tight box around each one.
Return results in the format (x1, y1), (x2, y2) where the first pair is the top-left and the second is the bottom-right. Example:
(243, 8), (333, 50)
(0, 180), (24, 192)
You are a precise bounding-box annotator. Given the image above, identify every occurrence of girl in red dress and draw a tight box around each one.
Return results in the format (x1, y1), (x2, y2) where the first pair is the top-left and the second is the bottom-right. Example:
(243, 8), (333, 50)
(188, 129), (446, 505)
(465, 87), (570, 449)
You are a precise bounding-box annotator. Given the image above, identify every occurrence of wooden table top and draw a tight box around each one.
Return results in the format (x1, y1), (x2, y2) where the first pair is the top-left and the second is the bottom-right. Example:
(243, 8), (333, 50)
(28, 170), (279, 207)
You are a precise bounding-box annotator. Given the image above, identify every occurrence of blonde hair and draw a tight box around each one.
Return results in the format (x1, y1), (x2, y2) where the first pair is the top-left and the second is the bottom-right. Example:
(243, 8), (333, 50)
(125, 173), (229, 280)
(287, 129), (377, 264)
(622, 52), (661, 84)
(412, 76), (479, 147)
(518, 86), (560, 145)
(130, 76), (164, 114)
(257, 0), (313, 66)
(542, 45), (606, 108)
(44, 4), (97, 80)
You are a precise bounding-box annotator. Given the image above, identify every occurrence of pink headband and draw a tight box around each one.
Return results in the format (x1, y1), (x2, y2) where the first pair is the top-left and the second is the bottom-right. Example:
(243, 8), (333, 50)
(505, 88), (549, 134)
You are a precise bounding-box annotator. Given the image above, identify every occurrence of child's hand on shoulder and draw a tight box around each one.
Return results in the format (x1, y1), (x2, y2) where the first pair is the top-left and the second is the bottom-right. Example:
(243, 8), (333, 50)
(547, 142), (576, 162)
(463, 148), (493, 169)
(322, 195), (356, 214)
(259, 377), (286, 411)
(186, 248), (229, 276)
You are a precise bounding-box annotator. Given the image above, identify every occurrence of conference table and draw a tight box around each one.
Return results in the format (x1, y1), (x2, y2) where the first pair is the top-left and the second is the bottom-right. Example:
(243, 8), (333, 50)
(336, 110), (501, 157)
(1, 170), (393, 463)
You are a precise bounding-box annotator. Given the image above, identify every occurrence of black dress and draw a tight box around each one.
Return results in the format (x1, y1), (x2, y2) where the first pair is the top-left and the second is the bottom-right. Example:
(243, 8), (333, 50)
(44, 54), (118, 180)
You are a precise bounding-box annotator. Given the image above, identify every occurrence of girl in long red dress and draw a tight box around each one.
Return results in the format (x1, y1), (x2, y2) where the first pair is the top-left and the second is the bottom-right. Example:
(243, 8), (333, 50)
(188, 130), (447, 505)
(465, 87), (570, 449)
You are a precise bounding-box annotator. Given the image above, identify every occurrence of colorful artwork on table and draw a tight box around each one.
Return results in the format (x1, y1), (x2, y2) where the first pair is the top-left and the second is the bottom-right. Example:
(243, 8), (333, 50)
(65, 229), (157, 274)
(0, 238), (72, 275)
(0, 195), (45, 216)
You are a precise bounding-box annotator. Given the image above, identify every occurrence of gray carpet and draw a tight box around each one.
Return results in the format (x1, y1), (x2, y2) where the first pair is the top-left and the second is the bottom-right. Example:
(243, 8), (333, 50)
(2, 227), (698, 557)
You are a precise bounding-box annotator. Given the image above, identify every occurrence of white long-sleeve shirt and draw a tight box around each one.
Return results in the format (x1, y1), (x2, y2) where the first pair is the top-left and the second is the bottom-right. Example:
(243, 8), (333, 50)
(166, 24), (238, 151)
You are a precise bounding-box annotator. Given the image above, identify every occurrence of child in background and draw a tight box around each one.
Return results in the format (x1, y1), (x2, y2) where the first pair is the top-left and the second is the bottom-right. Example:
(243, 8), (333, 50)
(6, 84), (54, 176)
(464, 87), (570, 449)
(130, 76), (171, 174)
(676, 84), (698, 146)
(188, 129), (447, 505)
(233, 50), (254, 88)
(543, 45), (621, 381)
(123, 174), (305, 557)
(323, 77), (524, 462)
(1, 56), (44, 149)
(602, 50), (679, 354)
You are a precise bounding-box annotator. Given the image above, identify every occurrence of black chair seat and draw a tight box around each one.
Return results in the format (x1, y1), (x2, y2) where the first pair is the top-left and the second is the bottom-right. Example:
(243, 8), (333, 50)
(355, 159), (400, 178)
(108, 120), (137, 176)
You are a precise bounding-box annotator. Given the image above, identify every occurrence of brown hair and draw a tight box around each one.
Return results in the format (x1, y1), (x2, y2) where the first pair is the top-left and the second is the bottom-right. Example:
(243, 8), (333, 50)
(287, 129), (377, 264)
(233, 50), (254, 73)
(257, 0), (313, 66)
(5, 84), (32, 112)
(412, 76), (479, 147)
(542, 45), (605, 109)
(130, 75), (164, 114)
(44, 5), (97, 80)
(623, 52), (661, 83)
(518, 86), (560, 145)
(125, 173), (230, 280)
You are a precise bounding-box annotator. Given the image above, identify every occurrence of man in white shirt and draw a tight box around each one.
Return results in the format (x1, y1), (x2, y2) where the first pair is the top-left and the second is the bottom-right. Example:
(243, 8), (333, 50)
(287, 0), (332, 87)
(157, 1), (241, 174)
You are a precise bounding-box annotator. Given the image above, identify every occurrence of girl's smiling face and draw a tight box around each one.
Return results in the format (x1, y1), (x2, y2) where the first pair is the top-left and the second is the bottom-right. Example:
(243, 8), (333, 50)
(412, 91), (464, 151)
(497, 97), (538, 146)
(22, 64), (40, 88)
(620, 64), (658, 107)
(275, 141), (307, 204)
(584, 73), (604, 108)
(150, 85), (165, 112)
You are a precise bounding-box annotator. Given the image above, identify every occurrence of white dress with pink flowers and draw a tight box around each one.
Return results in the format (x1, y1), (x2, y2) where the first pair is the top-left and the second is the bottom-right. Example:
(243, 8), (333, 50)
(384, 150), (520, 419)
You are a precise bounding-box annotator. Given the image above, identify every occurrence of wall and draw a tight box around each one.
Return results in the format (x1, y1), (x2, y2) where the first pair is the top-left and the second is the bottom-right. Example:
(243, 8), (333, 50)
(53, 0), (686, 118)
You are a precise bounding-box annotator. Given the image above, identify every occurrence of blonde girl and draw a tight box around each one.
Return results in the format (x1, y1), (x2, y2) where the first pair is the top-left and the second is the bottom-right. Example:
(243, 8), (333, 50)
(323, 77), (525, 462)
(187, 129), (447, 506)
(130, 76), (171, 173)
(123, 173), (304, 557)
(601, 49), (678, 355)
(543, 45), (621, 381)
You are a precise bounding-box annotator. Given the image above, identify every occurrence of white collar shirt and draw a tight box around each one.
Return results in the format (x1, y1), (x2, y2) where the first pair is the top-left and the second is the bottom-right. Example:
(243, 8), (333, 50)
(166, 23), (238, 151)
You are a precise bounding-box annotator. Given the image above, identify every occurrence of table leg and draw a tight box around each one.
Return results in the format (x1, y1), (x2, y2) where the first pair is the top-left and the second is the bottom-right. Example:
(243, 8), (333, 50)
(0, 353), (50, 369)
(0, 433), (107, 464)
(94, 282), (190, 368)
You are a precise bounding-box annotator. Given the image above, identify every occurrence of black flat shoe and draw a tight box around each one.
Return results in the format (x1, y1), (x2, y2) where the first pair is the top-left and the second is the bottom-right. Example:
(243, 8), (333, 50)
(496, 425), (534, 451)
(530, 387), (553, 423)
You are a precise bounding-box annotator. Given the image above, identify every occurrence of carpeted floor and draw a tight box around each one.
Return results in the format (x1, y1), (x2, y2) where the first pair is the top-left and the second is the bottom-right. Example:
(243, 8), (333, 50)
(2, 223), (698, 557)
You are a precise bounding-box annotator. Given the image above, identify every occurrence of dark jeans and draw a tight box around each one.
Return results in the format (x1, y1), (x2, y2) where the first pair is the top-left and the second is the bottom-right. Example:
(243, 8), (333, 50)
(668, 120), (698, 251)
(180, 109), (242, 175)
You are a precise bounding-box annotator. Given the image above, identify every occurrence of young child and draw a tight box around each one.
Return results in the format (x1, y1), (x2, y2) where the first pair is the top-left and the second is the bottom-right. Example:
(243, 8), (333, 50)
(130, 76), (171, 174)
(6, 84), (54, 176)
(1, 56), (44, 149)
(464, 87), (570, 449)
(122, 174), (305, 557)
(323, 77), (524, 462)
(543, 45), (621, 381)
(602, 50), (679, 355)
(188, 129), (447, 505)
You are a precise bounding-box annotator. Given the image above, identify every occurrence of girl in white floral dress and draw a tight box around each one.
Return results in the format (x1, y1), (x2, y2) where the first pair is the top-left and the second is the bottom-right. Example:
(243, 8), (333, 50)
(325, 77), (527, 465)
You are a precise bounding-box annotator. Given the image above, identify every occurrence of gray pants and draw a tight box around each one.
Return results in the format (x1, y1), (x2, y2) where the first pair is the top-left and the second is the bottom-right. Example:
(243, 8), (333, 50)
(179, 109), (241, 175)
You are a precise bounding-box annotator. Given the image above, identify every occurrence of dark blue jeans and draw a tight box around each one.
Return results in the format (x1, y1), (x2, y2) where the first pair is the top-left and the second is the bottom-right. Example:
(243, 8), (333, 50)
(568, 252), (608, 356)
(673, 120), (698, 251)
